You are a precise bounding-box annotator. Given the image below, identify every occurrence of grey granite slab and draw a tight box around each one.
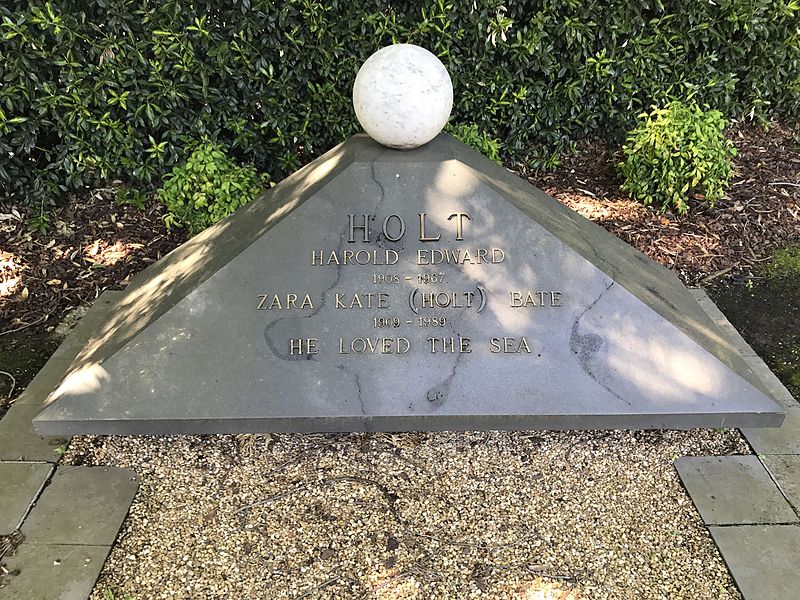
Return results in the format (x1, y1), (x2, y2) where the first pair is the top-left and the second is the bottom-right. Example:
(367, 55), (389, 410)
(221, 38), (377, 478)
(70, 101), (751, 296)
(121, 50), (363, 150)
(13, 357), (77, 407)
(763, 455), (800, 511)
(0, 543), (110, 600)
(33, 134), (784, 434)
(0, 404), (68, 461)
(674, 455), (797, 525)
(0, 462), (53, 535)
(709, 525), (800, 600)
(742, 405), (800, 455)
(15, 292), (122, 406)
(710, 317), (760, 358)
(691, 290), (796, 407)
(21, 466), (138, 545)
(740, 355), (798, 408)
(689, 289), (758, 358)
(689, 288), (731, 324)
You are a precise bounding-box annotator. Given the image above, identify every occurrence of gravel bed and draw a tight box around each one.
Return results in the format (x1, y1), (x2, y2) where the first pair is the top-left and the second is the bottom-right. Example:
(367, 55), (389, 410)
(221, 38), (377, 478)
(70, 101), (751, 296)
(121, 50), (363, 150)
(64, 429), (748, 599)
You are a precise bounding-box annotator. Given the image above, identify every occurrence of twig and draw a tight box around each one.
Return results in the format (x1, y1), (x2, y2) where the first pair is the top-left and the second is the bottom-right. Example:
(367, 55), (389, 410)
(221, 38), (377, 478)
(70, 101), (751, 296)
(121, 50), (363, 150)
(0, 315), (47, 337)
(262, 441), (338, 478)
(295, 576), (342, 599)
(234, 475), (398, 515)
(0, 371), (16, 399)
(769, 181), (800, 187)
(407, 529), (538, 550)
(700, 266), (733, 284)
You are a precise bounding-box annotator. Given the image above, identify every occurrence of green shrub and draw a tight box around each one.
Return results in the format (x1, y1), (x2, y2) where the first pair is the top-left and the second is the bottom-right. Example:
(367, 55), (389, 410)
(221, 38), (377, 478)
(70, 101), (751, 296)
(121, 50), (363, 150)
(446, 123), (502, 163)
(0, 1), (798, 206)
(619, 101), (736, 214)
(157, 142), (267, 236)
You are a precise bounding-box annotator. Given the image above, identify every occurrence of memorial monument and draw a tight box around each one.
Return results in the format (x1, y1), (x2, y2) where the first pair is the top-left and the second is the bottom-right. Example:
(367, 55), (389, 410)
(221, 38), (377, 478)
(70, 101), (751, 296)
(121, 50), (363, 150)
(34, 45), (784, 434)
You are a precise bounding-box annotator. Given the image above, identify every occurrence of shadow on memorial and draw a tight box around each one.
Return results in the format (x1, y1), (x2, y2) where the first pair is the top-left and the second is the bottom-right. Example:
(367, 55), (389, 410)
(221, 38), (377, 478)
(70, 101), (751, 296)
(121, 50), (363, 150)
(34, 134), (783, 433)
(38, 143), (352, 409)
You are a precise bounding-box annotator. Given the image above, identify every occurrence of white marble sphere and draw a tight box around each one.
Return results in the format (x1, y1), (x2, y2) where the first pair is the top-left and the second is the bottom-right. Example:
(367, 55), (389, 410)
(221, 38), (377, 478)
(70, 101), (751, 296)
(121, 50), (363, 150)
(353, 44), (453, 149)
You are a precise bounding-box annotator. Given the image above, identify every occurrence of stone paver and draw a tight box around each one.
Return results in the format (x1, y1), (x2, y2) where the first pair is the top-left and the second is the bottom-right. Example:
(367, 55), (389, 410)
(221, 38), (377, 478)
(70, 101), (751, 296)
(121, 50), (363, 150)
(0, 292), (134, 600)
(0, 462), (53, 535)
(22, 466), (138, 546)
(13, 358), (76, 406)
(15, 291), (121, 407)
(741, 355), (799, 409)
(684, 290), (800, 599)
(689, 288), (759, 358)
(674, 455), (797, 525)
(0, 404), (67, 462)
(0, 543), (110, 600)
(689, 287), (729, 321)
(763, 455), (800, 511)
(708, 525), (800, 600)
(742, 405), (800, 455)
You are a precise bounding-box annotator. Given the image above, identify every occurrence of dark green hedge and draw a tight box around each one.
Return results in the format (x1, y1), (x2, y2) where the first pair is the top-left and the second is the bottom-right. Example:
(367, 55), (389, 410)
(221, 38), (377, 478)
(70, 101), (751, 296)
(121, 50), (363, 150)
(1, 0), (799, 205)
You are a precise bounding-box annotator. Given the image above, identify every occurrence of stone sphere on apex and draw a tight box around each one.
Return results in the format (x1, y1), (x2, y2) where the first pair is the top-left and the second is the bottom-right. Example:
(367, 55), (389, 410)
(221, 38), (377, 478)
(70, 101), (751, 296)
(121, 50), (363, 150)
(352, 44), (453, 150)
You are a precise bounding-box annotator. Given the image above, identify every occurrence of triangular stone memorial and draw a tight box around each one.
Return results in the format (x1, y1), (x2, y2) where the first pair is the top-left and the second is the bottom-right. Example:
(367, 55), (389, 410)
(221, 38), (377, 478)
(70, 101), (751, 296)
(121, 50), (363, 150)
(34, 134), (784, 434)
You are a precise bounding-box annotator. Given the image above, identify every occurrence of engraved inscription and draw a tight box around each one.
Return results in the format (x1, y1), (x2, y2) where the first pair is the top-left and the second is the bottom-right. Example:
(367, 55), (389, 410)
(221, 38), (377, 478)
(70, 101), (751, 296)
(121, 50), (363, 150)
(490, 337), (532, 353)
(346, 212), (471, 244)
(289, 338), (319, 355)
(335, 292), (389, 309)
(257, 293), (314, 310)
(339, 337), (411, 354)
(427, 336), (471, 353)
(259, 211), (562, 359)
(312, 249), (399, 266)
(510, 291), (563, 308)
(417, 248), (504, 265)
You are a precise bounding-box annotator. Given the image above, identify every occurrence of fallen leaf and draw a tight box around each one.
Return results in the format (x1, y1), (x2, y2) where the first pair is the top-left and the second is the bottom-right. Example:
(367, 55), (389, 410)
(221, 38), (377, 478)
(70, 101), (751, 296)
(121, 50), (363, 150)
(46, 279), (62, 286)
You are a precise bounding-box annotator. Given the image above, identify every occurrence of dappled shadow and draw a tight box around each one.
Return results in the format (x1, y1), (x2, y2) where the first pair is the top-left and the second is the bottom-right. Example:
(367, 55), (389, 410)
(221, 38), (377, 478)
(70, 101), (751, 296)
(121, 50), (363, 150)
(39, 140), (353, 416)
(36, 134), (783, 434)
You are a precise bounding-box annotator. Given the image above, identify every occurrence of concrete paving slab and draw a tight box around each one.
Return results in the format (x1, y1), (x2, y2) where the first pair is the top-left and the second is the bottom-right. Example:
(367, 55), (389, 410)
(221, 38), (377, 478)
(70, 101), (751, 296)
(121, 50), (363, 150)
(742, 405), (800, 455)
(709, 317), (759, 358)
(740, 355), (798, 408)
(689, 288), (730, 323)
(763, 455), (800, 511)
(689, 288), (760, 358)
(15, 292), (122, 407)
(0, 543), (110, 600)
(0, 462), (53, 535)
(709, 525), (800, 600)
(0, 404), (68, 462)
(21, 466), (138, 546)
(14, 357), (76, 406)
(675, 455), (797, 525)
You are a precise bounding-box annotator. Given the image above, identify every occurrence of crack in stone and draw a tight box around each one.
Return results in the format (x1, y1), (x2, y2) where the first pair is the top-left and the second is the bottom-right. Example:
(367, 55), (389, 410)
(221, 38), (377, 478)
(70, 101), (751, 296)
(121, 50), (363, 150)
(262, 225), (347, 361)
(354, 371), (365, 415)
(369, 161), (386, 206)
(570, 280), (631, 406)
(369, 161), (405, 252)
(336, 364), (366, 415)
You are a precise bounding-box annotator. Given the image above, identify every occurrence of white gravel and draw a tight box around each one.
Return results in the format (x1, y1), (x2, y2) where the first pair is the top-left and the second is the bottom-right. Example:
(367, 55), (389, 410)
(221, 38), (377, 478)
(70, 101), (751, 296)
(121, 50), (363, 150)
(64, 429), (748, 599)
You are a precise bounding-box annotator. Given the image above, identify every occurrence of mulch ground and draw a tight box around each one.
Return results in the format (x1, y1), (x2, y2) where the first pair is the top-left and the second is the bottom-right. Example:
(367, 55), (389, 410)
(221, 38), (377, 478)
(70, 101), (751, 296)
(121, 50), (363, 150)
(1, 119), (798, 355)
(523, 121), (800, 285)
(0, 193), (188, 333)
